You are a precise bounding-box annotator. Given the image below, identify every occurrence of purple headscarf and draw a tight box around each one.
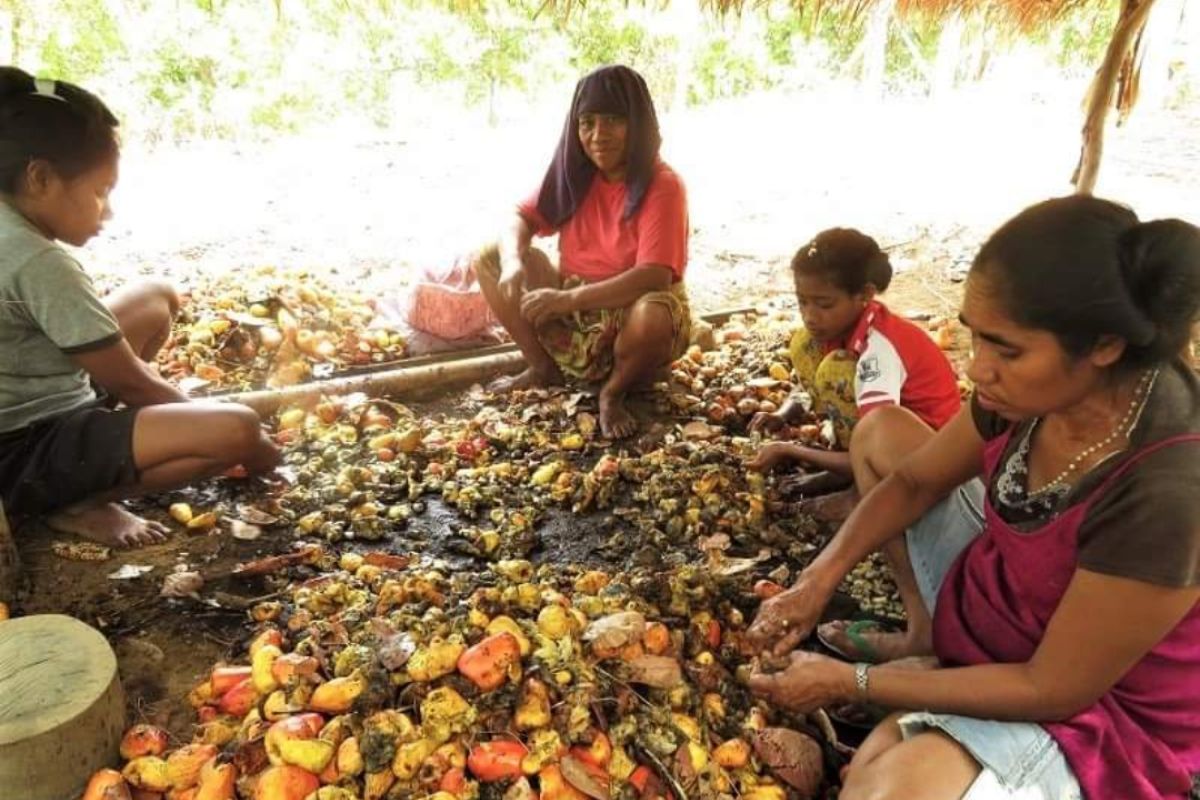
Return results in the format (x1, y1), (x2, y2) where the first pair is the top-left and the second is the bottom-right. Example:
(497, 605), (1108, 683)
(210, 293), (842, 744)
(535, 64), (662, 228)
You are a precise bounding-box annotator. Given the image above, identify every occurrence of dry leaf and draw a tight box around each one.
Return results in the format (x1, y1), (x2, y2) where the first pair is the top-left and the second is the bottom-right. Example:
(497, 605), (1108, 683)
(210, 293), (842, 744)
(582, 612), (646, 651)
(626, 655), (683, 688)
(161, 571), (204, 598)
(230, 520), (262, 541)
(559, 755), (609, 800)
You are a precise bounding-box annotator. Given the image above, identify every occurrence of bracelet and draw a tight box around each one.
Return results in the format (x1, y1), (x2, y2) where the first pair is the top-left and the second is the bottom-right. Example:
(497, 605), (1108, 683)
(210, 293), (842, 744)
(854, 662), (871, 702)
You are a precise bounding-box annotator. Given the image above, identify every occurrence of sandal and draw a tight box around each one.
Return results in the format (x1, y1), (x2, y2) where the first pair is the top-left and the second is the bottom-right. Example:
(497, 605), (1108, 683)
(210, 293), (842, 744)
(827, 701), (889, 731)
(816, 619), (903, 664)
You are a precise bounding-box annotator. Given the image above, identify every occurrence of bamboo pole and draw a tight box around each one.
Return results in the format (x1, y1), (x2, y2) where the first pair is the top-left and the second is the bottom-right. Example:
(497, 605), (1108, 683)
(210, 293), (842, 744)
(224, 306), (758, 417)
(229, 350), (527, 416)
(1072, 0), (1160, 194)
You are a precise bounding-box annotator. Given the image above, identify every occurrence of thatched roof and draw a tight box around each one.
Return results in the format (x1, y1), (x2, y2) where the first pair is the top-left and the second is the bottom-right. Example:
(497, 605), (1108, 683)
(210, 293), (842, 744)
(701, 0), (1111, 31)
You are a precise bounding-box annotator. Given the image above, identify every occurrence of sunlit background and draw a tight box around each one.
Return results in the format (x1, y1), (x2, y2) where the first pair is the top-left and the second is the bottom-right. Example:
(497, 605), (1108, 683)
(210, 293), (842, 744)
(5, 0), (1198, 308)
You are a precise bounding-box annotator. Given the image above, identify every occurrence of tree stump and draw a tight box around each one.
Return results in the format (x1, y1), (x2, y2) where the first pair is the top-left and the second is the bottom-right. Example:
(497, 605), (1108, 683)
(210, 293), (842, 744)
(0, 501), (19, 604)
(0, 615), (126, 800)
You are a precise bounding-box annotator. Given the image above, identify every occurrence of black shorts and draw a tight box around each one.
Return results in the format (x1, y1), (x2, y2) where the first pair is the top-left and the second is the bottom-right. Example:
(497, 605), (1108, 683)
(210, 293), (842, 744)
(0, 400), (141, 516)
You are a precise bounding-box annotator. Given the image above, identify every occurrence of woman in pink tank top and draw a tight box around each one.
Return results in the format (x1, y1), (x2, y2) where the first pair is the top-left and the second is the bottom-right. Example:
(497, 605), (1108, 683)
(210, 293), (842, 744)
(742, 196), (1200, 799)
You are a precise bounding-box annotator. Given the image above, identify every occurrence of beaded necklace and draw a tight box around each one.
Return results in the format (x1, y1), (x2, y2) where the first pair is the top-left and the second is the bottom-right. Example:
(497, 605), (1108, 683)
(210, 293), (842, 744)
(1026, 367), (1160, 499)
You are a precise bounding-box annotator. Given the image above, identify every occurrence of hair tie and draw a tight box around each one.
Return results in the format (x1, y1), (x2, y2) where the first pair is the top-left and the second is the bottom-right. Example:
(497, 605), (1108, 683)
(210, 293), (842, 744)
(32, 78), (66, 103)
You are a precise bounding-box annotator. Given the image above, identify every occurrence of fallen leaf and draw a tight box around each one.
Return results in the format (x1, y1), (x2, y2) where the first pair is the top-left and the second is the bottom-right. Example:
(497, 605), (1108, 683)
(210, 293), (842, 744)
(582, 612), (646, 651)
(108, 564), (154, 580)
(560, 755), (609, 800)
(161, 571), (204, 598)
(626, 655), (683, 688)
(230, 520), (263, 541)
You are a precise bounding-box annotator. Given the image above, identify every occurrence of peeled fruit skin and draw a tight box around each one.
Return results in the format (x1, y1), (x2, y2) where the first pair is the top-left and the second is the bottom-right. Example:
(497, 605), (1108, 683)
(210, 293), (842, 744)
(513, 677), (552, 730)
(254, 765), (320, 800)
(537, 605), (574, 639)
(457, 632), (521, 692)
(407, 638), (466, 682)
(83, 769), (133, 800)
(123, 757), (174, 793)
(121, 724), (170, 760)
(166, 744), (219, 789)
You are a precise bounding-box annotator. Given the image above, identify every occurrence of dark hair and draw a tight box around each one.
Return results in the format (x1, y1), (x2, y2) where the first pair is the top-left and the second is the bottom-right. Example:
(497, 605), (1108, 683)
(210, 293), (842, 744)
(972, 195), (1200, 369)
(791, 227), (893, 294)
(0, 66), (119, 194)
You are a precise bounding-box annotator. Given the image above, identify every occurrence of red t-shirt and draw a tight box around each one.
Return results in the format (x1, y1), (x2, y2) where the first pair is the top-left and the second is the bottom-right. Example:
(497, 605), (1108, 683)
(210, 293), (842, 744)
(831, 301), (961, 429)
(518, 161), (688, 283)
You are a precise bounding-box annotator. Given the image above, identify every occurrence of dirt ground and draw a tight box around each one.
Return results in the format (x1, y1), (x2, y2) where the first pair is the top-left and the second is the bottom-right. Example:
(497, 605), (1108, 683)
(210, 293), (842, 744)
(9, 86), (1199, 742)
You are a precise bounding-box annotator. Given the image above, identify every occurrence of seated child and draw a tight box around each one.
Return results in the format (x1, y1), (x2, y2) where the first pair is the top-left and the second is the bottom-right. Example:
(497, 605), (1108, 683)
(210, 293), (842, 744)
(0, 67), (280, 548)
(749, 228), (960, 487)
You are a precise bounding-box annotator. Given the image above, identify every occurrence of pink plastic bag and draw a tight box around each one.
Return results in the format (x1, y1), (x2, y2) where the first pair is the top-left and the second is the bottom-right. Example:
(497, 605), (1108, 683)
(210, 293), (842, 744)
(404, 255), (497, 341)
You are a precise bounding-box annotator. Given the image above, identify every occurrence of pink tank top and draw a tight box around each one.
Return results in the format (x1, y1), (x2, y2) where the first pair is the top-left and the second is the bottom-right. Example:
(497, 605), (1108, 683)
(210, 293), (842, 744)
(933, 430), (1200, 799)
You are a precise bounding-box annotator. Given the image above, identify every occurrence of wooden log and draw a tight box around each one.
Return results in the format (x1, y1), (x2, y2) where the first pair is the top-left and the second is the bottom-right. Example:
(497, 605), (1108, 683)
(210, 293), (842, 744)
(224, 306), (759, 417)
(1072, 0), (1159, 194)
(230, 349), (527, 417)
(0, 615), (126, 800)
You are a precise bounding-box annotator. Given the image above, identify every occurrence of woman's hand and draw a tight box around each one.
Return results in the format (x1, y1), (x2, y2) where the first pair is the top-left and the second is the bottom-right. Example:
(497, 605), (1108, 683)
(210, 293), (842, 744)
(749, 651), (854, 713)
(521, 289), (574, 327)
(745, 572), (835, 657)
(749, 410), (787, 434)
(747, 441), (806, 473)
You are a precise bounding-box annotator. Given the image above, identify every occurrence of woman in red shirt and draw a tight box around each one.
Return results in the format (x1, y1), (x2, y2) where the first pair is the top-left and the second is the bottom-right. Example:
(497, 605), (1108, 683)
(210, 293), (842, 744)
(476, 65), (690, 439)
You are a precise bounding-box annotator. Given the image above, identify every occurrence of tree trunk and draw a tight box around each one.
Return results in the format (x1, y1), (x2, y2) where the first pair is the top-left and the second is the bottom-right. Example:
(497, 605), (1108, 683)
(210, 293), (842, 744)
(1072, 0), (1160, 194)
(932, 13), (966, 98)
(1118, 0), (1184, 120)
(861, 0), (896, 95)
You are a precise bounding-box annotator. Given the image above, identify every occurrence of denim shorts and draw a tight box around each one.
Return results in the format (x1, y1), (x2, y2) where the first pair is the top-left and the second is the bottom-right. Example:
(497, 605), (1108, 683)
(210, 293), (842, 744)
(899, 480), (1083, 800)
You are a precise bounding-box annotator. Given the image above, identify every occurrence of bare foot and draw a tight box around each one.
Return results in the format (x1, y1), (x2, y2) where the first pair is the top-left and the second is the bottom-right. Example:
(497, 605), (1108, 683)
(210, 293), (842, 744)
(599, 391), (638, 439)
(46, 503), (170, 549)
(817, 619), (932, 664)
(489, 366), (563, 394)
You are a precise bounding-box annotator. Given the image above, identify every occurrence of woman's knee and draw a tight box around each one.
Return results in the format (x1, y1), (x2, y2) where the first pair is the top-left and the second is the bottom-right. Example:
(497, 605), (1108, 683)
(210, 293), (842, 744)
(616, 299), (674, 360)
(851, 406), (931, 461)
(210, 405), (265, 457)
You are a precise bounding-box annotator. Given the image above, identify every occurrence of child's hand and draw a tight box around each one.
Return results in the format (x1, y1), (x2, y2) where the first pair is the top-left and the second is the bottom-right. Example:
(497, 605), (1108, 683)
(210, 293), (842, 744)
(747, 442), (803, 472)
(748, 410), (787, 434)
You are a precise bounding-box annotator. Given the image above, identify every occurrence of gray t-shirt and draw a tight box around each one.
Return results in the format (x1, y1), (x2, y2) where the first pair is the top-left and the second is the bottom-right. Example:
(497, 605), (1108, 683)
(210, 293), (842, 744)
(0, 203), (122, 433)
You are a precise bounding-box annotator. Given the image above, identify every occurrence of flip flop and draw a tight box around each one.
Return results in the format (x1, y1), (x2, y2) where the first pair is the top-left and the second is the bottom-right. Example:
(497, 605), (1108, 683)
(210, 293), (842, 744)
(816, 619), (903, 664)
(826, 701), (889, 731)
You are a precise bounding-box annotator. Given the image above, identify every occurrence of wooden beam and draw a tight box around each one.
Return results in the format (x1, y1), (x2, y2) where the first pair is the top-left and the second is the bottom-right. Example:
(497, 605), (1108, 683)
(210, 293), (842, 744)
(223, 306), (759, 417)
(1073, 0), (1160, 194)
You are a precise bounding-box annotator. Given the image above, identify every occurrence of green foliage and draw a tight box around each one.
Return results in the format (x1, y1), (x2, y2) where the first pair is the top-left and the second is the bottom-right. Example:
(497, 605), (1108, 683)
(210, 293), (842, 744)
(690, 36), (773, 104)
(2, 0), (1147, 141)
(37, 0), (124, 81)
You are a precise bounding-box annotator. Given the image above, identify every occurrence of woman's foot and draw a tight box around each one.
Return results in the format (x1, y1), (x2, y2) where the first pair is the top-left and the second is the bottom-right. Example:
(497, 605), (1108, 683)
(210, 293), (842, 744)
(488, 365), (563, 394)
(599, 390), (638, 439)
(46, 503), (170, 549)
(816, 619), (932, 664)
